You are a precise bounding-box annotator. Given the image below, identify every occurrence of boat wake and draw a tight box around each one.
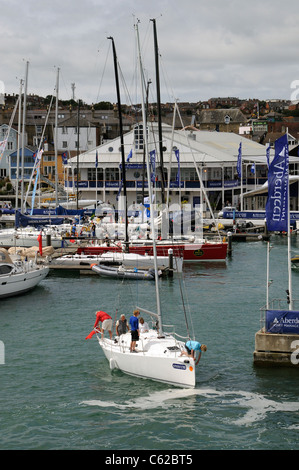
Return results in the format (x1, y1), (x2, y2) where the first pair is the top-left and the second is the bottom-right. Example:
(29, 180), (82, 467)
(81, 387), (299, 426)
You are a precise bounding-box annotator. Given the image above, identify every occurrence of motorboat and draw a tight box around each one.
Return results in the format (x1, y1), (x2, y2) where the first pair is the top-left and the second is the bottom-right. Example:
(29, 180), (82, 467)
(0, 227), (66, 249)
(0, 248), (49, 299)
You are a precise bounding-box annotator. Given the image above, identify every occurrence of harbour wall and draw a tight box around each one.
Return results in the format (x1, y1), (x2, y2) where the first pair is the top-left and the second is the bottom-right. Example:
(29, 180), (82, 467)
(254, 330), (299, 366)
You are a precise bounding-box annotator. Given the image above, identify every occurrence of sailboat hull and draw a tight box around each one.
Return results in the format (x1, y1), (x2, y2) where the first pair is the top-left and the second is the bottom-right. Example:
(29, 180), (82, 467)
(0, 266), (49, 298)
(97, 331), (196, 388)
(79, 241), (227, 261)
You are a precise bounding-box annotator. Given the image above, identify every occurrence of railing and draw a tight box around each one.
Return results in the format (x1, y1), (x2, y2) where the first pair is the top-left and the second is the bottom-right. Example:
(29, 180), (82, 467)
(260, 298), (299, 332)
(64, 177), (269, 190)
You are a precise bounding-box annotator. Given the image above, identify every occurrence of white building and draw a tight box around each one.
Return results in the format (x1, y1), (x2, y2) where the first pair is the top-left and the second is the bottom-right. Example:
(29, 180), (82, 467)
(65, 123), (299, 211)
(56, 115), (97, 153)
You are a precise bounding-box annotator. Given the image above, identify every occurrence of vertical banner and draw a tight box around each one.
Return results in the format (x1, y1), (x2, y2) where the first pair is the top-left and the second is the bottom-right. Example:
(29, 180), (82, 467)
(265, 134), (289, 232)
(149, 150), (156, 183)
(175, 149), (180, 186)
(266, 143), (270, 168)
(237, 142), (242, 178)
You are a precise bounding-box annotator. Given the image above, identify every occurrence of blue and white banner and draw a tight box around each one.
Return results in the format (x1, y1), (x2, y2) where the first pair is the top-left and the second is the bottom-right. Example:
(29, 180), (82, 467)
(266, 143), (270, 168)
(150, 149), (156, 183)
(265, 134), (289, 232)
(266, 309), (299, 334)
(126, 149), (132, 162)
(237, 142), (242, 178)
(175, 149), (180, 187)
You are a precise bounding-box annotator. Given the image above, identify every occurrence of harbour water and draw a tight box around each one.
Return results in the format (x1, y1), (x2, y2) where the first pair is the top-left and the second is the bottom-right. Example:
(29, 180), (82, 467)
(1, 237), (299, 451)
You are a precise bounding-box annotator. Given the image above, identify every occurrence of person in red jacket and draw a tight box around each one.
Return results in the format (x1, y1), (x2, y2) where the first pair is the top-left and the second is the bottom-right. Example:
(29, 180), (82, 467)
(94, 310), (113, 340)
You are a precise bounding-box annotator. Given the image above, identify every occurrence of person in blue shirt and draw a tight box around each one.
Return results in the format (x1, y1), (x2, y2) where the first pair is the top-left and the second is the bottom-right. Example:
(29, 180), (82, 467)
(129, 309), (140, 353)
(181, 340), (207, 365)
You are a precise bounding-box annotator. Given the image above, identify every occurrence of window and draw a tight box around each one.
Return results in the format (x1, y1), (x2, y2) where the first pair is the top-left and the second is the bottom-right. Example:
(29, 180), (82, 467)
(105, 168), (120, 181)
(62, 141), (68, 148)
(180, 168), (199, 181)
(134, 124), (147, 151)
(88, 168), (103, 180)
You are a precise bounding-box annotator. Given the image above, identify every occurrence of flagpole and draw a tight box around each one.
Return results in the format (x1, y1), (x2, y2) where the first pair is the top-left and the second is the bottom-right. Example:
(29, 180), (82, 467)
(266, 134), (291, 310)
(266, 240), (270, 310)
(287, 143), (293, 310)
(241, 158), (243, 211)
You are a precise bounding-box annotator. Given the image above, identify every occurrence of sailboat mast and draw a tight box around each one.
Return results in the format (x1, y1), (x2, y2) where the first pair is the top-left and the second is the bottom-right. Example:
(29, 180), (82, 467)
(136, 21), (163, 334)
(15, 79), (23, 212)
(76, 100), (80, 210)
(21, 60), (29, 212)
(151, 18), (166, 205)
(54, 67), (59, 207)
(108, 36), (128, 247)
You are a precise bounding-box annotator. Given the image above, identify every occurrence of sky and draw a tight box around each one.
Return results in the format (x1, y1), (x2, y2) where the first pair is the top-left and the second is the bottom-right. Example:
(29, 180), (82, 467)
(1, 0), (299, 106)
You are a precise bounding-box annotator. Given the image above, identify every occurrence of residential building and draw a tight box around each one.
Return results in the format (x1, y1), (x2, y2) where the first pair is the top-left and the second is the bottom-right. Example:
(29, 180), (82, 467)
(0, 125), (20, 179)
(197, 108), (247, 133)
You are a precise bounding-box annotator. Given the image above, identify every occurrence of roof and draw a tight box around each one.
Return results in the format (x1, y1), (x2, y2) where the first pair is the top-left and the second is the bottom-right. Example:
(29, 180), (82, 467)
(58, 115), (95, 128)
(198, 108), (247, 124)
(68, 123), (273, 168)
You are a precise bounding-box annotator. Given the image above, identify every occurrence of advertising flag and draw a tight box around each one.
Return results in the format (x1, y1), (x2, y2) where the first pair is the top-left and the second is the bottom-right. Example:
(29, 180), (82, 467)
(150, 150), (156, 183)
(237, 142), (242, 178)
(266, 143), (270, 168)
(265, 134), (289, 232)
(62, 152), (68, 165)
(175, 149), (180, 186)
(126, 149), (132, 162)
(95, 150), (98, 168)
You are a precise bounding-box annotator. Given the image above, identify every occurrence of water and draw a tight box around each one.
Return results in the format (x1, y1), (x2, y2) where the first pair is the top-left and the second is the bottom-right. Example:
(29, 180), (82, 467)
(1, 237), (299, 451)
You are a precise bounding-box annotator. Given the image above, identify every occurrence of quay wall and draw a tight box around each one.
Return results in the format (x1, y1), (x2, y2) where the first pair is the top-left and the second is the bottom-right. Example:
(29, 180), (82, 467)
(254, 330), (299, 367)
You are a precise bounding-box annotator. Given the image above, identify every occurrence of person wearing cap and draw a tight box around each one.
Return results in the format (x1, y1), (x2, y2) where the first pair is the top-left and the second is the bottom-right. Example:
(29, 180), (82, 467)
(181, 340), (207, 365)
(116, 314), (129, 336)
(129, 309), (140, 353)
(94, 310), (113, 340)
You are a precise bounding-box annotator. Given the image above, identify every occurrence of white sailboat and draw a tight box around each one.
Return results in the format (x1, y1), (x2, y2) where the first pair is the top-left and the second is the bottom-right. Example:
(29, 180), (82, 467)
(87, 26), (198, 388)
(0, 248), (49, 299)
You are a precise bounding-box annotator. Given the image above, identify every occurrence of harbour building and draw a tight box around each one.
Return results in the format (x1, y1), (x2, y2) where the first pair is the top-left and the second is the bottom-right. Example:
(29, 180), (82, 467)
(65, 123), (299, 213)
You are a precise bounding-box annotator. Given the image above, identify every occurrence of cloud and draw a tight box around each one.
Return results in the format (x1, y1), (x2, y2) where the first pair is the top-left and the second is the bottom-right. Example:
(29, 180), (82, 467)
(1, 0), (299, 104)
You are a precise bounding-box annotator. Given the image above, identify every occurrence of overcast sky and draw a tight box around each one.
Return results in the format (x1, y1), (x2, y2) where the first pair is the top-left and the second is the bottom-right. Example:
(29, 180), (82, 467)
(2, 0), (299, 105)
